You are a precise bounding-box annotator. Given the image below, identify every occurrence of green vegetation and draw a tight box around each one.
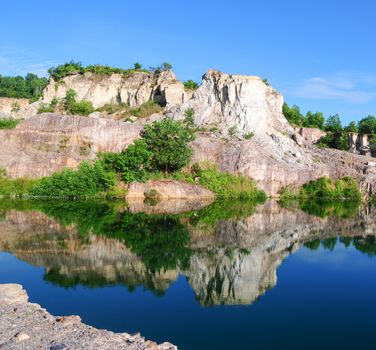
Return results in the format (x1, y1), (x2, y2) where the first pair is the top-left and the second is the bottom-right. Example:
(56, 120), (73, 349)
(38, 90), (94, 116)
(38, 97), (59, 113)
(191, 163), (267, 200)
(0, 118), (19, 129)
(102, 118), (194, 181)
(29, 161), (116, 198)
(283, 102), (376, 152)
(183, 80), (199, 90)
(97, 100), (163, 119)
(280, 176), (361, 201)
(304, 236), (376, 256)
(63, 89), (94, 116)
(0, 177), (36, 197)
(244, 131), (255, 140)
(48, 60), (170, 81)
(125, 100), (162, 119)
(0, 73), (48, 101)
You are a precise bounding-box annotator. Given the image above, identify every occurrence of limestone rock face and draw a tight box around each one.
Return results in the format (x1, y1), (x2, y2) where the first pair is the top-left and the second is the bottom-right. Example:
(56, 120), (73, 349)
(42, 70), (186, 108)
(171, 69), (291, 135)
(296, 127), (326, 144)
(0, 114), (142, 178)
(0, 97), (29, 114)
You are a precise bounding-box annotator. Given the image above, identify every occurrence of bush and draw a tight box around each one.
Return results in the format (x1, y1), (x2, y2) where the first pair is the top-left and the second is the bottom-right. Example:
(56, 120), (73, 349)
(244, 132), (255, 140)
(0, 118), (19, 129)
(317, 132), (349, 150)
(280, 176), (361, 201)
(183, 80), (199, 90)
(143, 118), (195, 173)
(29, 161), (116, 198)
(125, 100), (162, 119)
(0, 177), (36, 197)
(48, 61), (150, 81)
(63, 89), (94, 116)
(192, 163), (266, 200)
(101, 140), (153, 182)
(48, 61), (84, 81)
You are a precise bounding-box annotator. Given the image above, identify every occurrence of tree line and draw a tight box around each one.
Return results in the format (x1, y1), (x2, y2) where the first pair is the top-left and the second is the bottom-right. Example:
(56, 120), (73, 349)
(283, 103), (376, 150)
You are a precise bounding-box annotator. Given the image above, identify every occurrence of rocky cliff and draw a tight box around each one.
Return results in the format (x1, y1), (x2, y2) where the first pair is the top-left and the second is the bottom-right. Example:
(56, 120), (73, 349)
(1, 69), (376, 196)
(42, 70), (187, 108)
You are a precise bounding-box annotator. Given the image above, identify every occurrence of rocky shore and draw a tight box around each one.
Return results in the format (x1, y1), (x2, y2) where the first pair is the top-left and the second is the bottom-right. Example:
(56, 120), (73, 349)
(0, 284), (177, 350)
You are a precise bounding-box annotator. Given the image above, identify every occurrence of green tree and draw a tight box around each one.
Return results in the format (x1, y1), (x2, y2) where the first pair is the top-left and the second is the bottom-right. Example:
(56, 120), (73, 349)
(358, 115), (376, 134)
(304, 111), (325, 129)
(325, 114), (343, 132)
(282, 103), (305, 127)
(142, 118), (195, 173)
(344, 121), (358, 133)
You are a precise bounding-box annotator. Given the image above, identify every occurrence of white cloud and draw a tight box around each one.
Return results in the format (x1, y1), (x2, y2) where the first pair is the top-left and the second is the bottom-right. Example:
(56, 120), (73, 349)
(287, 72), (376, 104)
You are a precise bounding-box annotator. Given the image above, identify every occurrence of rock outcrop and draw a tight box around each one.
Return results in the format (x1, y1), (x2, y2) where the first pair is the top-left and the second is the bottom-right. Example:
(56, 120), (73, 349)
(126, 180), (214, 200)
(0, 97), (29, 114)
(171, 69), (290, 135)
(42, 70), (187, 108)
(1, 69), (376, 196)
(0, 114), (142, 178)
(0, 283), (177, 350)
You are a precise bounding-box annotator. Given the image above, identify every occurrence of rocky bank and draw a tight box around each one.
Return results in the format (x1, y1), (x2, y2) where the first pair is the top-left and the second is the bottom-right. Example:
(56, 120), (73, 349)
(0, 284), (177, 350)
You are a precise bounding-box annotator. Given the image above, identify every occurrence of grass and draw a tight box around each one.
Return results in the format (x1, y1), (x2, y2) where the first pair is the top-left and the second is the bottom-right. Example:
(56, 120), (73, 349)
(0, 118), (20, 129)
(0, 177), (37, 197)
(97, 100), (163, 119)
(280, 176), (361, 201)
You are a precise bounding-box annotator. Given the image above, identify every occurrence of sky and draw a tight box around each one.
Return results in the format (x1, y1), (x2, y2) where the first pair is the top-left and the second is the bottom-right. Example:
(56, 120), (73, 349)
(0, 0), (375, 124)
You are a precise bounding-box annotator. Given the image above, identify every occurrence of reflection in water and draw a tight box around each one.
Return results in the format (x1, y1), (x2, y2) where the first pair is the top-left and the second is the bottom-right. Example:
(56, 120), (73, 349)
(0, 199), (376, 306)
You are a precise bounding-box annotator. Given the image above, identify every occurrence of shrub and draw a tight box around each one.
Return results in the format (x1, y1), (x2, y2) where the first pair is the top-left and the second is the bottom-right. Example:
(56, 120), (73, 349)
(183, 80), (199, 90)
(144, 189), (161, 205)
(192, 163), (266, 200)
(183, 108), (195, 128)
(101, 140), (153, 182)
(317, 132), (349, 150)
(38, 97), (59, 113)
(0, 118), (19, 129)
(143, 118), (195, 173)
(48, 61), (84, 81)
(228, 125), (238, 136)
(29, 161), (116, 198)
(244, 132), (255, 140)
(280, 176), (361, 201)
(48, 61), (150, 81)
(125, 100), (162, 119)
(11, 102), (21, 112)
(63, 89), (94, 116)
(0, 177), (36, 197)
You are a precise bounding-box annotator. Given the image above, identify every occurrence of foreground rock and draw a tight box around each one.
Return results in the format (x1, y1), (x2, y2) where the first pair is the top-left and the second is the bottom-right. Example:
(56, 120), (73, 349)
(0, 284), (177, 350)
(126, 180), (214, 201)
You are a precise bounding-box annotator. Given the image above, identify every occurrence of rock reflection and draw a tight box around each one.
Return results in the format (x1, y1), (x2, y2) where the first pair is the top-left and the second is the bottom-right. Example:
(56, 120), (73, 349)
(0, 199), (376, 306)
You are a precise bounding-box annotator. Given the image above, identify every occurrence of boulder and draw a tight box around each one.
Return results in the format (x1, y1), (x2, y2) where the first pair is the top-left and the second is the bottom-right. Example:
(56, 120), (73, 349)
(126, 180), (215, 200)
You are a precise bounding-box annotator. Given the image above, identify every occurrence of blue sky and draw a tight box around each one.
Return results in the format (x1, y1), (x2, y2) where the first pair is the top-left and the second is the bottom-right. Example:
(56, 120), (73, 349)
(0, 0), (375, 124)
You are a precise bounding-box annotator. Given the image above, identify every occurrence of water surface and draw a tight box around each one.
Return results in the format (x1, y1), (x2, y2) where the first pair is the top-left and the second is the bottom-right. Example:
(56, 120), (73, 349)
(0, 199), (375, 350)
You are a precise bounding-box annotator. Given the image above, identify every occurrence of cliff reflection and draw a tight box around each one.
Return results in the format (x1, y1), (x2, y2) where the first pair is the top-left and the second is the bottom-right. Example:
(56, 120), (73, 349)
(0, 199), (375, 306)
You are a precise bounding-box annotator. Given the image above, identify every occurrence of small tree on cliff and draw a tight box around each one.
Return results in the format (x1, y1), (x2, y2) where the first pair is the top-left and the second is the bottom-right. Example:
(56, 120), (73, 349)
(142, 118), (195, 173)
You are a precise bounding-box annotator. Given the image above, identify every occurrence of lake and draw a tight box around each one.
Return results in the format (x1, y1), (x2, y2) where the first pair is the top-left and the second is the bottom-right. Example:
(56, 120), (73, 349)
(0, 199), (376, 350)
